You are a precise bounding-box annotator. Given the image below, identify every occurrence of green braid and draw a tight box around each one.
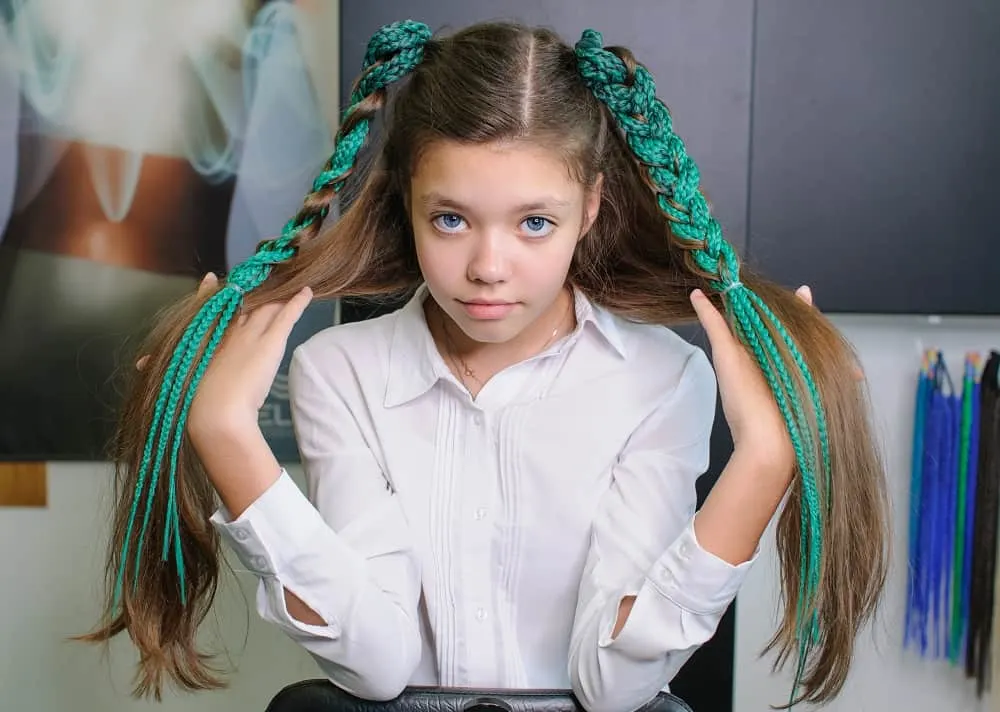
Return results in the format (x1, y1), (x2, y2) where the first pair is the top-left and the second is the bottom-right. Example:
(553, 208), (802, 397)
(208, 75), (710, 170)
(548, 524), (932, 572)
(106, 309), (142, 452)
(574, 29), (832, 701)
(113, 19), (433, 609)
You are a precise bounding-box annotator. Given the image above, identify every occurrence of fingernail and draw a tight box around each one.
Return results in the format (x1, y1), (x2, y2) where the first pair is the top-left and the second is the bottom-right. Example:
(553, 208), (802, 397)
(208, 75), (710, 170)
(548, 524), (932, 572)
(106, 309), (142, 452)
(691, 289), (705, 300)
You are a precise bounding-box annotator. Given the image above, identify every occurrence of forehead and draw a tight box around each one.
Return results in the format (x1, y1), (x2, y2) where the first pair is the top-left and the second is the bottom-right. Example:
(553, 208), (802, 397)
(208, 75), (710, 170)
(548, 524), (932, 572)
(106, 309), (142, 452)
(411, 140), (582, 205)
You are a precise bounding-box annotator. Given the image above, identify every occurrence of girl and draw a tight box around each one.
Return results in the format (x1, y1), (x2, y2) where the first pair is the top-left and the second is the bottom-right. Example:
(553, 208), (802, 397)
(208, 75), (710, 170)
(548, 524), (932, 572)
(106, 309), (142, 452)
(85, 19), (890, 712)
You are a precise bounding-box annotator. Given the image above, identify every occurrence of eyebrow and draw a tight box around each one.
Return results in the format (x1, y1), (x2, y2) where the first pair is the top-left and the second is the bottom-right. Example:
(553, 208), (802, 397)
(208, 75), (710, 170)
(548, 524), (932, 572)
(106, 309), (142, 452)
(418, 192), (572, 213)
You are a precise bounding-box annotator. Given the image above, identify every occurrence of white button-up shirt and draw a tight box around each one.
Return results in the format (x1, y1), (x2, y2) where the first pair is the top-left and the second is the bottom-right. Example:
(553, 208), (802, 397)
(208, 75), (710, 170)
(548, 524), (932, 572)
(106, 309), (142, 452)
(211, 284), (755, 712)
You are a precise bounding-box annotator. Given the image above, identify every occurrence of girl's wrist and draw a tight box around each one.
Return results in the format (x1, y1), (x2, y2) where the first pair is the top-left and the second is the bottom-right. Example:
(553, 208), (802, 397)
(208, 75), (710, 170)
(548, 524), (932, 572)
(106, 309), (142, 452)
(188, 408), (262, 449)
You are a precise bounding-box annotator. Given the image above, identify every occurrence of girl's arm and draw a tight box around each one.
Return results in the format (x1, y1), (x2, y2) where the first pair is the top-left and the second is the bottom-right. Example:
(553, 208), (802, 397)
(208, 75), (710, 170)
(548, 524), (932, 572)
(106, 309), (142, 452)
(568, 349), (768, 712)
(609, 447), (789, 638)
(197, 343), (422, 701)
(569, 285), (816, 712)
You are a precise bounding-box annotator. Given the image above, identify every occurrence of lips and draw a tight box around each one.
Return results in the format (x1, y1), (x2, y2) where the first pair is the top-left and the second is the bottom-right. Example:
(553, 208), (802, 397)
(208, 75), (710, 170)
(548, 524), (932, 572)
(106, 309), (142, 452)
(459, 299), (517, 320)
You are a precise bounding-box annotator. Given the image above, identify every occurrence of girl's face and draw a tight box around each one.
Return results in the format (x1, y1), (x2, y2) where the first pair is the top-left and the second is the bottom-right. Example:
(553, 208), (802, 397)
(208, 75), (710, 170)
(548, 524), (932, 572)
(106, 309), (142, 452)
(409, 139), (601, 348)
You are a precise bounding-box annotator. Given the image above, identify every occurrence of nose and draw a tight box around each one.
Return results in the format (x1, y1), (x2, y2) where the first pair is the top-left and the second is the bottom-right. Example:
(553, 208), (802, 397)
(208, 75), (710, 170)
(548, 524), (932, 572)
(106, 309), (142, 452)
(466, 231), (510, 284)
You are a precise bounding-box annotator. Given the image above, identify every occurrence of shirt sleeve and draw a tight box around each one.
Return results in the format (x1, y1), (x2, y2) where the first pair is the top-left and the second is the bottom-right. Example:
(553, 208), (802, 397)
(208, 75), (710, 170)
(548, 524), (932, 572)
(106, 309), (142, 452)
(567, 348), (757, 712)
(209, 343), (422, 701)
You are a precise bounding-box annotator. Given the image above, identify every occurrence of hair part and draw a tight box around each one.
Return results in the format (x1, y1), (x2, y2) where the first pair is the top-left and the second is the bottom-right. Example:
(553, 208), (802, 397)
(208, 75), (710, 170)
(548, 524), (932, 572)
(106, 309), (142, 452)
(81, 20), (889, 706)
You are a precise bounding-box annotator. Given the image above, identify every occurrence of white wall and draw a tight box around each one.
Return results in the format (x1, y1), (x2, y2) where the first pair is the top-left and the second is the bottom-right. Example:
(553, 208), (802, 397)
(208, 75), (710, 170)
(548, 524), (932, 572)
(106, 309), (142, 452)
(0, 463), (318, 711)
(735, 314), (1000, 712)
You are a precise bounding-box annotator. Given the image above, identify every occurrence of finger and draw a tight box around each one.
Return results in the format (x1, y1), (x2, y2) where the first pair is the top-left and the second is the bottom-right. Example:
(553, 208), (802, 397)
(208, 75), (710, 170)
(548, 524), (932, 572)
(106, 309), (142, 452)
(196, 272), (218, 298)
(690, 289), (741, 361)
(243, 301), (289, 333)
(795, 284), (813, 306)
(136, 354), (150, 371)
(265, 287), (314, 340)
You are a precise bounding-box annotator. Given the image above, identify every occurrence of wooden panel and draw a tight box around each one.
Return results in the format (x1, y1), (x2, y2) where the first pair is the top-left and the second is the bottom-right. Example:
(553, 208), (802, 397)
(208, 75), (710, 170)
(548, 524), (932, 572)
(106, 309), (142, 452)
(0, 462), (47, 507)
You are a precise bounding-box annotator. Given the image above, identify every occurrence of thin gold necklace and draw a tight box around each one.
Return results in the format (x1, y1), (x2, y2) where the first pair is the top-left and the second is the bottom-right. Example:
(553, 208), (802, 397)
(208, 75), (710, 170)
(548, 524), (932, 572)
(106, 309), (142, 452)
(439, 290), (574, 390)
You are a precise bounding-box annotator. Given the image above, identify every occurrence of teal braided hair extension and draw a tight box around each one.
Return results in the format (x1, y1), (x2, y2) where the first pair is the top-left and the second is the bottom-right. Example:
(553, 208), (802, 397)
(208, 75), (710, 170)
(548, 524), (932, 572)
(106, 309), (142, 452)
(573, 30), (832, 703)
(112, 19), (433, 611)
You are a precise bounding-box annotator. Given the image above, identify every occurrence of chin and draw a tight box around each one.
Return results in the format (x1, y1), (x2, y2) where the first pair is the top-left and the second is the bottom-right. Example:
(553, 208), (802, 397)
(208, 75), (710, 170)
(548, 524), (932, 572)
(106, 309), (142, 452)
(453, 316), (524, 345)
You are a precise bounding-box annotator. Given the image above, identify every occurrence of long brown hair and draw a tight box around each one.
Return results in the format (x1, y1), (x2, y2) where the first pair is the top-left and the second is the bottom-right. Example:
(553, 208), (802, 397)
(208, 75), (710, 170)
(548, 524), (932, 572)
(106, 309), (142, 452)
(82, 19), (889, 707)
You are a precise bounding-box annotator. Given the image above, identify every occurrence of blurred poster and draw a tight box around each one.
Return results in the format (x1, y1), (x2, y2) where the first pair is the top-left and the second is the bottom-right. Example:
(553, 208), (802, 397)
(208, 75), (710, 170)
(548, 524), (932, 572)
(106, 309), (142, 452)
(0, 0), (341, 461)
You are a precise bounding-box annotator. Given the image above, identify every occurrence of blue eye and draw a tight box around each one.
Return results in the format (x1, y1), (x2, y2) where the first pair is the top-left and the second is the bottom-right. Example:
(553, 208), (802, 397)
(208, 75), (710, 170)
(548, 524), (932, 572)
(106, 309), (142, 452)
(521, 216), (554, 236)
(432, 213), (467, 232)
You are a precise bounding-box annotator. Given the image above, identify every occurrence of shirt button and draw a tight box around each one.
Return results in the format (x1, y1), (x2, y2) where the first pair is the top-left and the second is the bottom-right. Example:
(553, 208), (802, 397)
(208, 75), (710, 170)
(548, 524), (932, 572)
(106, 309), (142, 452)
(476, 607), (488, 622)
(474, 507), (487, 521)
(473, 413), (484, 426)
(251, 555), (268, 571)
(234, 528), (250, 542)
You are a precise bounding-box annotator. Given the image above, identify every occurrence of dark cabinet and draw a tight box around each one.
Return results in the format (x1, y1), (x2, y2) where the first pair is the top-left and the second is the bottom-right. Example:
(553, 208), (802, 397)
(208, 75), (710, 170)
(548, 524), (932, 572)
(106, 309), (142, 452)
(746, 0), (1000, 314)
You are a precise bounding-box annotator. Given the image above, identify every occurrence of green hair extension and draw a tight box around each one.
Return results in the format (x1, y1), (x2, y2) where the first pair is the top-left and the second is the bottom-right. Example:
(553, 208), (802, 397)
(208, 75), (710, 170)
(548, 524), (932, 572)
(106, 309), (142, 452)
(113, 19), (432, 610)
(573, 29), (832, 702)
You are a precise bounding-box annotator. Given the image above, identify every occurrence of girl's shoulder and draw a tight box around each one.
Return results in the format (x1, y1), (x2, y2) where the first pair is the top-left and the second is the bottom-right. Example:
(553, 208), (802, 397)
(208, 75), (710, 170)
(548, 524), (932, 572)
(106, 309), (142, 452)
(293, 308), (399, 372)
(289, 291), (428, 401)
(594, 303), (712, 379)
(576, 303), (717, 428)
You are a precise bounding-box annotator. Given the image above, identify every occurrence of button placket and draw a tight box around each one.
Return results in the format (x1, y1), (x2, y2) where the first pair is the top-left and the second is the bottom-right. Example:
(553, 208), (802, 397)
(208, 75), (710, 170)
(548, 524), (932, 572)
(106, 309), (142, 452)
(459, 405), (498, 678)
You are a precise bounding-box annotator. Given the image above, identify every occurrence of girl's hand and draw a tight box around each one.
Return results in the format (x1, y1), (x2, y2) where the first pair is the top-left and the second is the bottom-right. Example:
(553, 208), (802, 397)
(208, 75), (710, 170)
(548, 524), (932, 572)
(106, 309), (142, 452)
(136, 272), (313, 438)
(186, 285), (313, 438)
(690, 285), (815, 481)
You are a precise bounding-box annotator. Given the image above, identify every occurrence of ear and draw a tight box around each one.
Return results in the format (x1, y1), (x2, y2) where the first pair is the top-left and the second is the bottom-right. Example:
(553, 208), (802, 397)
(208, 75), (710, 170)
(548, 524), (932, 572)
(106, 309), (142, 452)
(580, 173), (604, 239)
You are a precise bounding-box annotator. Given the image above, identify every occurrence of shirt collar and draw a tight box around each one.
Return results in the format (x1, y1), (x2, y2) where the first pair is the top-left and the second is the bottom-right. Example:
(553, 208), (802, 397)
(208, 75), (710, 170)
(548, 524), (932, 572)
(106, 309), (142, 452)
(383, 283), (628, 408)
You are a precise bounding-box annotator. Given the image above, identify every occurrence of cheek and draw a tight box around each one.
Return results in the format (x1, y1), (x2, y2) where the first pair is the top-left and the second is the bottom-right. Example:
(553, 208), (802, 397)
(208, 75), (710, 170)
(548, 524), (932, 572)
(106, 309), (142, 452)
(522, 237), (579, 289)
(413, 230), (459, 284)
(412, 228), (431, 268)
(552, 225), (586, 269)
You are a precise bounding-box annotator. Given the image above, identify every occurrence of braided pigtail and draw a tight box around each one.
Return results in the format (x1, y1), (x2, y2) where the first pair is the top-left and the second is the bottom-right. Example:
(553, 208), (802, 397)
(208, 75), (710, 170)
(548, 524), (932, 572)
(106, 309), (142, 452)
(82, 20), (432, 699)
(113, 19), (432, 608)
(575, 30), (886, 706)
